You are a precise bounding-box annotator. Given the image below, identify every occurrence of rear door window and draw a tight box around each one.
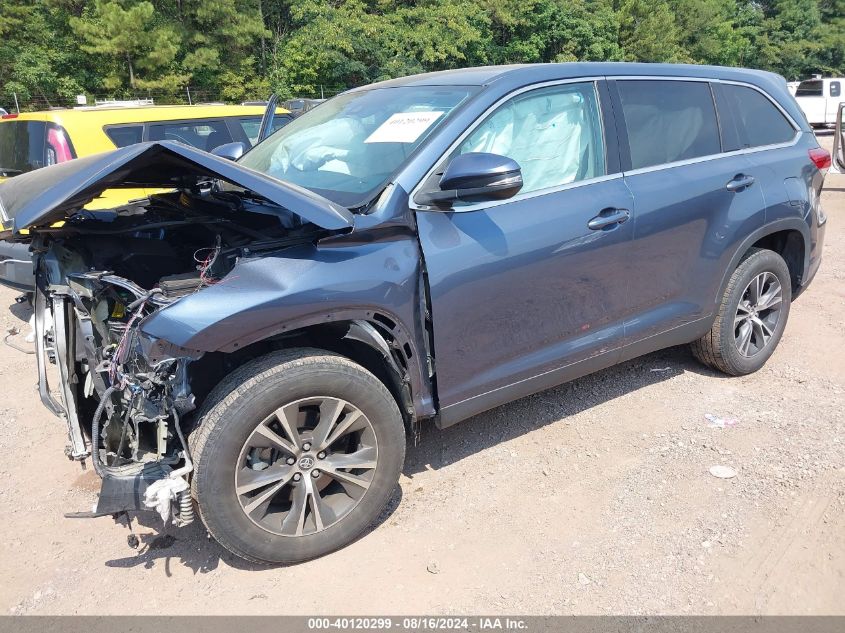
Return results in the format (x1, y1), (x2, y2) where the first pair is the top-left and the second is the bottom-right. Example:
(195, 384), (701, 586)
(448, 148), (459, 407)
(147, 119), (233, 151)
(715, 84), (796, 149)
(104, 124), (143, 148)
(0, 121), (47, 175)
(795, 80), (823, 97)
(617, 80), (720, 170)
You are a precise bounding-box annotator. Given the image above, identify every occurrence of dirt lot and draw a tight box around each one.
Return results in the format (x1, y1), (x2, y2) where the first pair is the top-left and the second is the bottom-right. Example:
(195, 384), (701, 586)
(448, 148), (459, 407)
(0, 134), (843, 616)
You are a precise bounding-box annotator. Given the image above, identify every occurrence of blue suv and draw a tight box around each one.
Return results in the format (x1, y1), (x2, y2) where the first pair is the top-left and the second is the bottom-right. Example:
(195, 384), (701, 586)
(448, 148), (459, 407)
(0, 63), (829, 563)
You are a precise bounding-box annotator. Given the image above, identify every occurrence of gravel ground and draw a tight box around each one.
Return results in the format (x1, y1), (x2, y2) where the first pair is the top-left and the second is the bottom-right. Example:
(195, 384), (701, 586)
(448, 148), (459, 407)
(0, 134), (842, 615)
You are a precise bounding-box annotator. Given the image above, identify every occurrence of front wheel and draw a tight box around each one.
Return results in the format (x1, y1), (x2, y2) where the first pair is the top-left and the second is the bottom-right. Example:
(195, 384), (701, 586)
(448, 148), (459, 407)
(691, 248), (792, 376)
(191, 349), (405, 564)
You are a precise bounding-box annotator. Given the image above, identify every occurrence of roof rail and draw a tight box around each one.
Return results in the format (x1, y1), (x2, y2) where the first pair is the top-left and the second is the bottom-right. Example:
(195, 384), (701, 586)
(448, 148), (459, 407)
(92, 98), (155, 108)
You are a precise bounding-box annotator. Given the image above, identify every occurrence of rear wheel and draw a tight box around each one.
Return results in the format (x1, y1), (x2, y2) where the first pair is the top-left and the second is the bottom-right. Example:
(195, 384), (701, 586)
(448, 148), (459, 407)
(691, 248), (791, 376)
(191, 349), (405, 564)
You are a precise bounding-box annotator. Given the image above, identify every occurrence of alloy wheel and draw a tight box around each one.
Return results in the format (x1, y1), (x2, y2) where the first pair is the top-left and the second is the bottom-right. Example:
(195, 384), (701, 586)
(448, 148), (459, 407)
(734, 271), (783, 357)
(235, 397), (378, 537)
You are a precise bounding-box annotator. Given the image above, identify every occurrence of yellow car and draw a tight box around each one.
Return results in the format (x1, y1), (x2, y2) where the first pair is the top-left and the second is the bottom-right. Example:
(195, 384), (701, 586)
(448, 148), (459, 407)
(0, 102), (291, 290)
(0, 102), (291, 179)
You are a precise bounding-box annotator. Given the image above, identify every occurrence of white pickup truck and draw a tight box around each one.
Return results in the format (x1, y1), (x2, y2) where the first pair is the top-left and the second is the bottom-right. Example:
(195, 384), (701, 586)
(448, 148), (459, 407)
(795, 77), (844, 127)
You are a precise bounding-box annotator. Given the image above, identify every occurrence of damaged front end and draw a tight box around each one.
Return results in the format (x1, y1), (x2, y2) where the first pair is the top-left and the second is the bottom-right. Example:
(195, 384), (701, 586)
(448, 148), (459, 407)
(2, 141), (355, 526)
(35, 261), (201, 523)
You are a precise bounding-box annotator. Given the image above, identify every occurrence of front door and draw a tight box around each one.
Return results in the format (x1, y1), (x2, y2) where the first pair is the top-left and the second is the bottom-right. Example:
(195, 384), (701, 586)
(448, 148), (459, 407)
(414, 80), (634, 424)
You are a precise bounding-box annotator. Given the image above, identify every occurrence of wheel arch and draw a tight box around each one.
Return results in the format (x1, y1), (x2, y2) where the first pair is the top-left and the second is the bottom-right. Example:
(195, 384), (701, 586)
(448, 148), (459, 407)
(186, 310), (435, 433)
(716, 219), (810, 304)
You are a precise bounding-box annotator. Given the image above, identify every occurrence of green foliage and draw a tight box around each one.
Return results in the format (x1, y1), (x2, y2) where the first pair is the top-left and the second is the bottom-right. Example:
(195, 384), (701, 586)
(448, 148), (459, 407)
(0, 0), (843, 107)
(618, 0), (686, 62)
(69, 0), (186, 90)
(480, 0), (622, 64)
(669, 0), (757, 66)
(0, 1), (87, 105)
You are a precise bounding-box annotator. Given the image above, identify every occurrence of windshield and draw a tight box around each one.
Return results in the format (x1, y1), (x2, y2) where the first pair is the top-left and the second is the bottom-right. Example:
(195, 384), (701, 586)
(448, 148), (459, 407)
(238, 86), (477, 207)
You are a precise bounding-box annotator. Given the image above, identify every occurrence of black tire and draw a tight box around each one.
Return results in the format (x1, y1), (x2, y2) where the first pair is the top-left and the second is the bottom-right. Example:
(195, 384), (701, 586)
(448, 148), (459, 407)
(191, 348), (405, 564)
(691, 248), (792, 376)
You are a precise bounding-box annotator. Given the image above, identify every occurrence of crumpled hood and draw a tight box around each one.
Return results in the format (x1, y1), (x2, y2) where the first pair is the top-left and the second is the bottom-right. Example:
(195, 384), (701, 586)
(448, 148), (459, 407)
(0, 140), (354, 235)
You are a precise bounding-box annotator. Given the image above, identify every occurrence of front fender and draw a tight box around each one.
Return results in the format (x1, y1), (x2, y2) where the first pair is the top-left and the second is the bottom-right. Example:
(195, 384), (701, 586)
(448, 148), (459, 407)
(139, 236), (434, 415)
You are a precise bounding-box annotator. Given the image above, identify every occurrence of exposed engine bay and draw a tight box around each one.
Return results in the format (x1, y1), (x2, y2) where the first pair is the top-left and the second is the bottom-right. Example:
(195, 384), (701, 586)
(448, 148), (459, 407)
(32, 188), (331, 525)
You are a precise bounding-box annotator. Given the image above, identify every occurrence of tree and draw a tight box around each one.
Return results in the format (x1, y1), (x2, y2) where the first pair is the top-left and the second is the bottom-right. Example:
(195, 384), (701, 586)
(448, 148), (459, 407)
(618, 0), (686, 62)
(477, 0), (621, 64)
(390, 1), (491, 73)
(814, 0), (845, 74)
(70, 0), (185, 90)
(177, 0), (269, 92)
(276, 0), (392, 95)
(669, 0), (756, 66)
(2, 0), (844, 112)
(752, 0), (823, 79)
(0, 1), (87, 106)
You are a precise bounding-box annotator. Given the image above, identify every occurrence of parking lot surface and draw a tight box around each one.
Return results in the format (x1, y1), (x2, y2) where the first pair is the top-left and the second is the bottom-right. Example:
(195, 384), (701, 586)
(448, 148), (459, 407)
(0, 134), (842, 615)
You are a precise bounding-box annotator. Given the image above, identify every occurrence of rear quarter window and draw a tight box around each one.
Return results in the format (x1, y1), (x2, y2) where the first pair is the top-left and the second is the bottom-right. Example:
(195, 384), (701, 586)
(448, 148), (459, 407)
(617, 80), (720, 170)
(716, 84), (796, 149)
(831, 82), (841, 98)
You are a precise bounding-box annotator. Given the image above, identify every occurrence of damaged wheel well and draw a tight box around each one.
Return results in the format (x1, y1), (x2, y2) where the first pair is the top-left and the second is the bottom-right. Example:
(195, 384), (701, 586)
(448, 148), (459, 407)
(185, 317), (418, 435)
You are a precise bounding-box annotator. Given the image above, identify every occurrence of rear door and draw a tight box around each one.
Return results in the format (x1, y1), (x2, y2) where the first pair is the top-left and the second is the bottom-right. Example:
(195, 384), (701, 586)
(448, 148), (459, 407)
(414, 80), (635, 422)
(714, 81), (808, 260)
(610, 78), (766, 358)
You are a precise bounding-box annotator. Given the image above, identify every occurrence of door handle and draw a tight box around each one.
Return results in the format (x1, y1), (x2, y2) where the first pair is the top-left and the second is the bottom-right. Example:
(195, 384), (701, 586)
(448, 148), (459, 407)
(588, 208), (630, 230)
(726, 174), (755, 192)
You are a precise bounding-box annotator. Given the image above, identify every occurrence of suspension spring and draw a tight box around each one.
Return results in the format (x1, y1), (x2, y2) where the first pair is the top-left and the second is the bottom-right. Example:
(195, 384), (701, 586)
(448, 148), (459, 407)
(177, 490), (195, 526)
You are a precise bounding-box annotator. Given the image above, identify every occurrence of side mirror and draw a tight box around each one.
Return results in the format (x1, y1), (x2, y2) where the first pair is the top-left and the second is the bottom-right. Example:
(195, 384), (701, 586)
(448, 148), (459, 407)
(211, 141), (247, 161)
(415, 152), (523, 207)
(833, 103), (845, 174)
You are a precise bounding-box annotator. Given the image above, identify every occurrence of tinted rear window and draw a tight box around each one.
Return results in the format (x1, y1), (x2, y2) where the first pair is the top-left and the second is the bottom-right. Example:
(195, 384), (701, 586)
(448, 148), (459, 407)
(716, 84), (795, 149)
(0, 121), (46, 175)
(617, 80), (720, 170)
(796, 80), (823, 97)
(105, 125), (143, 148)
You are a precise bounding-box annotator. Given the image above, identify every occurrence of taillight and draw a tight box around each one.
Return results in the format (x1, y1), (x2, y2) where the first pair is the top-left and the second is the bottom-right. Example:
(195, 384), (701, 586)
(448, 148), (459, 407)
(47, 127), (73, 164)
(809, 147), (831, 170)
(1, 113), (18, 119)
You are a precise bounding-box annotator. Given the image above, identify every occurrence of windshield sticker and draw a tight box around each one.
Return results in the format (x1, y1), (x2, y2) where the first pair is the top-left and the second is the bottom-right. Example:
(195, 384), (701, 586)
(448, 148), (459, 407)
(364, 111), (443, 144)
